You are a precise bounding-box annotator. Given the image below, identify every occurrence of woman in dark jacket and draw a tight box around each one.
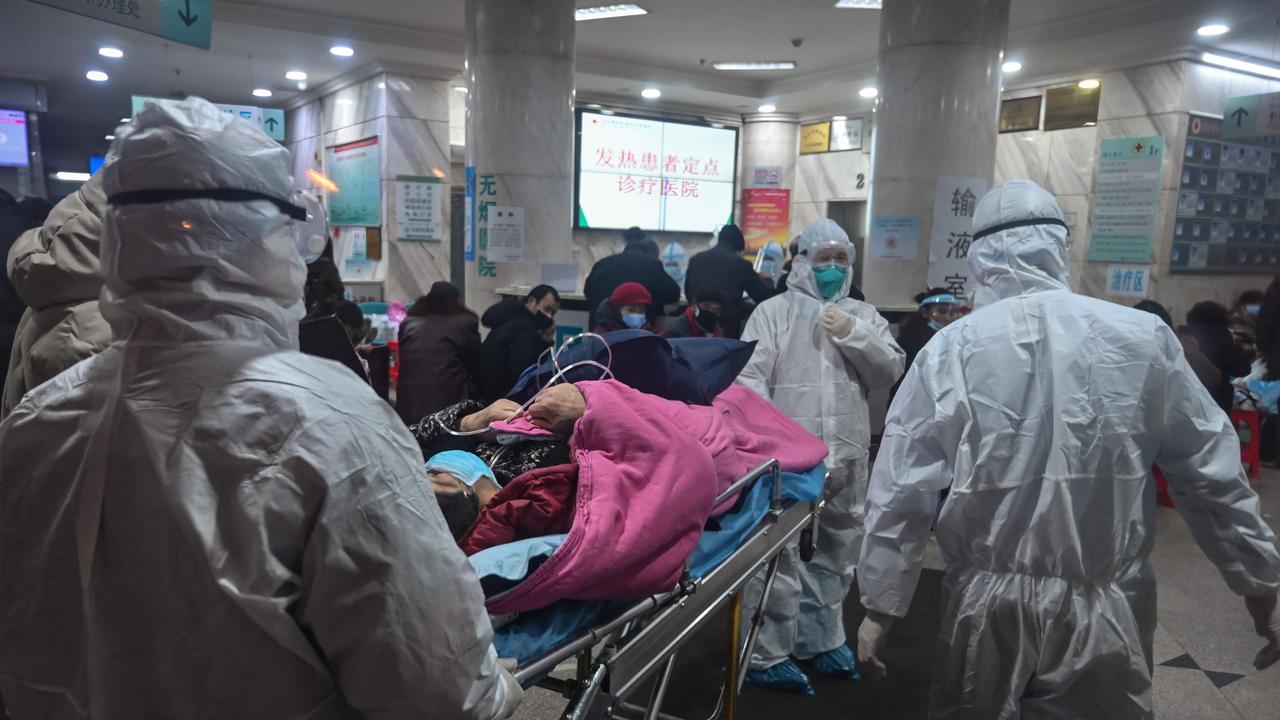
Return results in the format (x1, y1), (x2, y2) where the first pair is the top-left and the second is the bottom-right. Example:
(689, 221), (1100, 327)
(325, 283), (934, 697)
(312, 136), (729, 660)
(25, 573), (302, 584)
(396, 281), (481, 424)
(1181, 300), (1254, 412)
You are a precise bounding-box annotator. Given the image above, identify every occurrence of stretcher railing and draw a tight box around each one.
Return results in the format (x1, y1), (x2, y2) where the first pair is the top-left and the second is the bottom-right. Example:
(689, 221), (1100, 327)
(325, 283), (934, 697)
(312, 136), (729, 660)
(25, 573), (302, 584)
(511, 459), (826, 720)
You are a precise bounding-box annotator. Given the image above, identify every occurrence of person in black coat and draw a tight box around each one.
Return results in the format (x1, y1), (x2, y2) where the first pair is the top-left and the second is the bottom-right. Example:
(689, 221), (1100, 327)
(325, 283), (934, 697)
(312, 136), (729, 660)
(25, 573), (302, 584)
(477, 284), (560, 402)
(397, 281), (482, 424)
(583, 226), (680, 328)
(684, 224), (777, 338)
(0, 193), (54, 398)
(1180, 300), (1254, 413)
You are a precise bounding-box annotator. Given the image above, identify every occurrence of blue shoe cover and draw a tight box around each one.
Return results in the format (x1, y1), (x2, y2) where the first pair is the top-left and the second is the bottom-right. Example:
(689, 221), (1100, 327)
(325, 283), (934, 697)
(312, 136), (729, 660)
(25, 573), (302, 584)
(745, 659), (816, 696)
(805, 644), (861, 680)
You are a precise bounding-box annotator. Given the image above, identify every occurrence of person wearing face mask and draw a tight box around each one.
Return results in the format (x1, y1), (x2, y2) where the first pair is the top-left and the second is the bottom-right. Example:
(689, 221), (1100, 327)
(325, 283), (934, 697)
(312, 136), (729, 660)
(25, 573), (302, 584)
(593, 281), (653, 333)
(736, 218), (906, 695)
(685, 224), (778, 338)
(889, 288), (963, 404)
(1230, 289), (1265, 358)
(477, 285), (561, 403)
(662, 288), (728, 339)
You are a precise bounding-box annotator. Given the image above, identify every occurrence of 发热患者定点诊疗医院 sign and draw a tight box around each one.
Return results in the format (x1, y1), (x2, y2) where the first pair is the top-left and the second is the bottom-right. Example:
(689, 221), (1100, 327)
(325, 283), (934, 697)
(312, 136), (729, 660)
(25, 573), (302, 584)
(33, 0), (212, 49)
(1087, 135), (1164, 263)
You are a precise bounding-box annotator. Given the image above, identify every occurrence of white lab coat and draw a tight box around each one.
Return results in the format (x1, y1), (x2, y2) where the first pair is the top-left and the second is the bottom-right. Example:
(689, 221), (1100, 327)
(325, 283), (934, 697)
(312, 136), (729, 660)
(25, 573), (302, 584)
(738, 250), (905, 667)
(858, 180), (1280, 719)
(0, 98), (519, 720)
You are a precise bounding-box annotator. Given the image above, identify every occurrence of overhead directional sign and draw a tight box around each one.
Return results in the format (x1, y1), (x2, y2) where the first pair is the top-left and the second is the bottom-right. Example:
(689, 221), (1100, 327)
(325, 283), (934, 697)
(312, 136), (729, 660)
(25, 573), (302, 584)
(131, 95), (285, 142)
(1224, 92), (1280, 139)
(31, 0), (212, 50)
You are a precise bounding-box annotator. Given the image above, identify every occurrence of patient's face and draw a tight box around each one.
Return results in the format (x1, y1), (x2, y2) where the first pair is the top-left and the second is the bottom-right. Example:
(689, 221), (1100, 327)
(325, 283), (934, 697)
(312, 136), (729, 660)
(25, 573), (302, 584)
(428, 470), (499, 508)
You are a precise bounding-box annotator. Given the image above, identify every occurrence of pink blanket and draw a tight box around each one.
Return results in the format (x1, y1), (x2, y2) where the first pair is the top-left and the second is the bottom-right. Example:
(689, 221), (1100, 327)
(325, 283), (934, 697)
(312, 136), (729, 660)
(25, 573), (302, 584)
(485, 381), (827, 614)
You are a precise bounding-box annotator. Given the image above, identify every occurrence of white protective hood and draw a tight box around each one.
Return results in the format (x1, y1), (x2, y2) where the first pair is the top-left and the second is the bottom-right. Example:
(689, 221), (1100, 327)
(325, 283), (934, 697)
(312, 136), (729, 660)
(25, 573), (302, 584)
(968, 179), (1070, 307)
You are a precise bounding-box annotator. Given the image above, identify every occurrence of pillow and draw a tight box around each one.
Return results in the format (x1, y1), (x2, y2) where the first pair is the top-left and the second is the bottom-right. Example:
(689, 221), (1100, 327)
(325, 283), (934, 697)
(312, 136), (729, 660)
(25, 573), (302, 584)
(469, 534), (569, 597)
(505, 330), (705, 404)
(666, 338), (757, 403)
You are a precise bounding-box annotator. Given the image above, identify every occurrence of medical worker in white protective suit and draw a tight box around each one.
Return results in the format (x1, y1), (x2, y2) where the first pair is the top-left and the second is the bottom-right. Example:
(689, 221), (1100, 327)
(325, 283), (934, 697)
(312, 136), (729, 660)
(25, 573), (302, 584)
(738, 218), (906, 694)
(856, 179), (1280, 719)
(0, 97), (522, 720)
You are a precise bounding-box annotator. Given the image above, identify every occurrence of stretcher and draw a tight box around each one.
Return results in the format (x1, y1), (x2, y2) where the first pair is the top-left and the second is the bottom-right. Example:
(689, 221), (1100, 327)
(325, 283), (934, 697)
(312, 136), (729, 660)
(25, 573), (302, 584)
(511, 459), (826, 720)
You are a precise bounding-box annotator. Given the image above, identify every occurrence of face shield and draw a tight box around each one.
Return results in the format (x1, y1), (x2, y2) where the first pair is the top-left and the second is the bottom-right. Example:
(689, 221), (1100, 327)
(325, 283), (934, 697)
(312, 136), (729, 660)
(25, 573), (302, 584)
(290, 190), (330, 264)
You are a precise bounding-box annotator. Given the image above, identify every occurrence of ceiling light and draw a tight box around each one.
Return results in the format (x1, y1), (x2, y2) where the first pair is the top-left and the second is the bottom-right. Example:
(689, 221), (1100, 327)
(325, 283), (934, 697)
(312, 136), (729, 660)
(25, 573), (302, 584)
(1197, 24), (1230, 37)
(859, 86), (878, 98)
(104, 134), (115, 140)
(576, 4), (648, 21)
(55, 171), (91, 182)
(336, 98), (354, 105)
(454, 86), (468, 93)
(86, 70), (109, 82)
(1083, 121), (1097, 126)
(835, 0), (882, 8)
(641, 87), (661, 99)
(1078, 78), (1101, 89)
(378, 82), (386, 89)
(119, 117), (129, 123)
(98, 46), (123, 58)
(601, 109), (616, 115)
(285, 70), (307, 81)
(329, 45), (354, 57)
(297, 81), (307, 91)
(757, 104), (777, 112)
(710, 123), (725, 128)
(1202, 52), (1280, 80)
(253, 88), (273, 98)
(1002, 61), (1022, 73)
(712, 61), (797, 71)
(587, 103), (602, 109)
(831, 115), (847, 120)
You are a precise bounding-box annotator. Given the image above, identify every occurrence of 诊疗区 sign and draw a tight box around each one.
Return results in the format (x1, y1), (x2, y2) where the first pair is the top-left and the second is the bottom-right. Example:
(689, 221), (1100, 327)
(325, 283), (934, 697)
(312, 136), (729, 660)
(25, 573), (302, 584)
(1088, 135), (1164, 263)
(131, 95), (284, 142)
(1105, 264), (1150, 298)
(35, 0), (211, 49)
(928, 176), (990, 302)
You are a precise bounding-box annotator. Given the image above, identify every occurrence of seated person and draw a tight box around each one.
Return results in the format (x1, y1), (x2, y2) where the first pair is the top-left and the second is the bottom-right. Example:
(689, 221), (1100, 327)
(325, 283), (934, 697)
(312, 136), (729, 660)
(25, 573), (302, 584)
(661, 288), (728, 339)
(593, 282), (653, 333)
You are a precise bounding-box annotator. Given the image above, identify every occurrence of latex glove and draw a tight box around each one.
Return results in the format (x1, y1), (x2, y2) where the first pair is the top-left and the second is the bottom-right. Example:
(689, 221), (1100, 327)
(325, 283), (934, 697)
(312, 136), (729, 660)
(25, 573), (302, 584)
(493, 663), (527, 720)
(527, 384), (587, 433)
(821, 304), (856, 338)
(856, 610), (895, 680)
(1245, 593), (1280, 669)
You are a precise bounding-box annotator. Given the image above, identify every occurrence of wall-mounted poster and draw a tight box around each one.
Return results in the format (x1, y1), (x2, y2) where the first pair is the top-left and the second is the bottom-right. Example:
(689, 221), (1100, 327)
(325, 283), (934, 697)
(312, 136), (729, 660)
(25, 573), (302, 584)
(1044, 84), (1101, 131)
(999, 96), (1042, 133)
(800, 121), (831, 154)
(741, 188), (791, 253)
(327, 137), (381, 226)
(1088, 135), (1164, 263)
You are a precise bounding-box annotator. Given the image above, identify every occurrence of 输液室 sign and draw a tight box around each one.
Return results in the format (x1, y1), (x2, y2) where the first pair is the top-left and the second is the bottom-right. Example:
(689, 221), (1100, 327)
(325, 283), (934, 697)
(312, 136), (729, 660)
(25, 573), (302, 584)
(1224, 92), (1280, 140)
(928, 176), (990, 302)
(34, 0), (212, 49)
(131, 95), (285, 142)
(1088, 135), (1164, 263)
(326, 137), (382, 227)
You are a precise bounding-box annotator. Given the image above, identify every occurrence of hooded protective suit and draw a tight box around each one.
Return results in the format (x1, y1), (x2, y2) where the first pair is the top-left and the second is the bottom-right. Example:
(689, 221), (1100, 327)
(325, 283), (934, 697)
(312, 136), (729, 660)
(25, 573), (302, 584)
(0, 98), (520, 720)
(738, 218), (905, 669)
(858, 180), (1280, 719)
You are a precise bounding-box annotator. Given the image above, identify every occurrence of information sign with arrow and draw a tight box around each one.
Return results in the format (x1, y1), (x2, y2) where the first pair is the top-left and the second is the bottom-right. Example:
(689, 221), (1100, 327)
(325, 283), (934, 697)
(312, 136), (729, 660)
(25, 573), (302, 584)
(31, 0), (212, 50)
(1224, 92), (1280, 140)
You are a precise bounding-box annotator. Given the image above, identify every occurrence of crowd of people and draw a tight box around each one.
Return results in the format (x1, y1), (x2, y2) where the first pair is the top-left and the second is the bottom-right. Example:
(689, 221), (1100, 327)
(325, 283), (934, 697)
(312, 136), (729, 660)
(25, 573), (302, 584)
(0, 97), (1278, 720)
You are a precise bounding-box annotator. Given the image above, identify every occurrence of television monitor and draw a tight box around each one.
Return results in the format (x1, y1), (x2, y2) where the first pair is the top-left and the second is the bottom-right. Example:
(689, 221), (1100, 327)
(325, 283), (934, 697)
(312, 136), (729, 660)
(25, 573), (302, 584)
(0, 109), (29, 168)
(575, 109), (737, 233)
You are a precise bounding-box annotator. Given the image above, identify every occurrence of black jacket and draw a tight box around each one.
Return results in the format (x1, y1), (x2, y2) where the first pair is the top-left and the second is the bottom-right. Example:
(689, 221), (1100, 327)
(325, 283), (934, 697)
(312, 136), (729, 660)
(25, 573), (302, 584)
(890, 315), (936, 403)
(478, 299), (551, 402)
(396, 312), (482, 425)
(684, 246), (777, 337)
(1179, 322), (1253, 412)
(583, 250), (680, 328)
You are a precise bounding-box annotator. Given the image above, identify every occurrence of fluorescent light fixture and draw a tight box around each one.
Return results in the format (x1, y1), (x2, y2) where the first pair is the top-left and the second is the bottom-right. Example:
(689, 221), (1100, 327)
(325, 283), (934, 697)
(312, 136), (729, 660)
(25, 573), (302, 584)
(1083, 121), (1097, 126)
(576, 4), (647, 21)
(1002, 61), (1022, 73)
(98, 46), (123, 58)
(86, 70), (109, 82)
(1197, 24), (1229, 37)
(55, 171), (91, 182)
(336, 98), (354, 105)
(757, 104), (777, 112)
(1077, 78), (1101, 89)
(285, 70), (307, 81)
(454, 86), (468, 93)
(1202, 52), (1280, 80)
(600, 109), (616, 115)
(119, 117), (130, 122)
(859, 86), (878, 98)
(253, 88), (273, 98)
(835, 0), (882, 8)
(712, 61), (796, 71)
(104, 134), (115, 140)
(329, 45), (354, 57)
(831, 115), (847, 120)
(641, 87), (661, 99)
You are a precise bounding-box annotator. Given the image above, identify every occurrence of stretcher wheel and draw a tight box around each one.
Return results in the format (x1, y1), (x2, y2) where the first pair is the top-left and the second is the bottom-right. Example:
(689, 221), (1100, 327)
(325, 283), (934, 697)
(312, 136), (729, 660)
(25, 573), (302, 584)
(799, 528), (815, 562)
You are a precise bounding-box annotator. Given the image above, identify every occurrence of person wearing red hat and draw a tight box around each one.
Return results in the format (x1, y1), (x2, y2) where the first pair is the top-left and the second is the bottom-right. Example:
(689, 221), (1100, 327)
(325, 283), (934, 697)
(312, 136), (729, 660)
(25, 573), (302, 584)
(594, 281), (653, 333)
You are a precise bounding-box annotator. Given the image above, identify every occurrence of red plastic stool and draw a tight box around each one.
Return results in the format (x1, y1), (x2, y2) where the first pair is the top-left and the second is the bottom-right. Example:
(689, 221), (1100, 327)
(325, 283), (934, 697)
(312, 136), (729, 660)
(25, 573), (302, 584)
(1153, 465), (1174, 508)
(1232, 408), (1262, 480)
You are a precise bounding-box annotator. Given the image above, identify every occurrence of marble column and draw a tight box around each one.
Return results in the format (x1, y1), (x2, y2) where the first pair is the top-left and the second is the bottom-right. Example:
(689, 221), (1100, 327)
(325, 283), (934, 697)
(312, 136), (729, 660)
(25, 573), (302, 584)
(740, 112), (799, 196)
(464, 0), (575, 311)
(865, 0), (1010, 308)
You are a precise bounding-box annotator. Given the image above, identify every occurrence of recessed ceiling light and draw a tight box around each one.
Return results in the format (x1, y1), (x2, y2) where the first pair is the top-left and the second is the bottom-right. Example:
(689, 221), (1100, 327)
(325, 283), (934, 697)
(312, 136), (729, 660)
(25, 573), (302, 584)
(641, 87), (661, 99)
(329, 45), (354, 57)
(1078, 78), (1101, 89)
(576, 4), (648, 21)
(859, 86), (878, 98)
(378, 82), (386, 89)
(1002, 61), (1022, 73)
(757, 104), (777, 112)
(587, 103), (602, 109)
(1197, 24), (1229, 37)
(119, 117), (129, 123)
(832, 115), (847, 121)
(86, 70), (109, 82)
(104, 134), (115, 141)
(98, 46), (123, 58)
(253, 88), (273, 98)
(835, 0), (881, 8)
(285, 70), (307, 81)
(297, 81), (307, 91)
(712, 61), (796, 71)
(710, 123), (725, 128)
(1202, 52), (1280, 80)
(55, 171), (91, 182)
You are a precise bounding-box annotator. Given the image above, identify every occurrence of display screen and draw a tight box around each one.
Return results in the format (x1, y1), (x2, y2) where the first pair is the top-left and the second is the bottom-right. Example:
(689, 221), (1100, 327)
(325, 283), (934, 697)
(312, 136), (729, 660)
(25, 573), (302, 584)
(0, 110), (29, 168)
(575, 110), (737, 233)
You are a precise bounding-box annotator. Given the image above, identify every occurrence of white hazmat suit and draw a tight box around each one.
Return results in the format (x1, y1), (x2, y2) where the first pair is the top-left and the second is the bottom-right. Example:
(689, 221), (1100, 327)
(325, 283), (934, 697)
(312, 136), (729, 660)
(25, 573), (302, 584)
(0, 98), (520, 720)
(739, 219), (905, 670)
(857, 180), (1280, 719)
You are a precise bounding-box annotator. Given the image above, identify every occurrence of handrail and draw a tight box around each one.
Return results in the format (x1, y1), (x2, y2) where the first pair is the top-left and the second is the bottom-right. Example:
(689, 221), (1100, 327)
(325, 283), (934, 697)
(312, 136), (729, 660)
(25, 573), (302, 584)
(713, 458), (782, 508)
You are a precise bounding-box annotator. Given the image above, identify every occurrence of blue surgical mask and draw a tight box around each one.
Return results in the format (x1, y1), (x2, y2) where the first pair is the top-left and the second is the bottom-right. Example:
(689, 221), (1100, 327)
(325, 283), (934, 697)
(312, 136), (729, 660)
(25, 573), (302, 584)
(813, 264), (847, 301)
(623, 313), (646, 329)
(1247, 304), (1261, 316)
(425, 450), (497, 487)
(928, 319), (945, 331)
